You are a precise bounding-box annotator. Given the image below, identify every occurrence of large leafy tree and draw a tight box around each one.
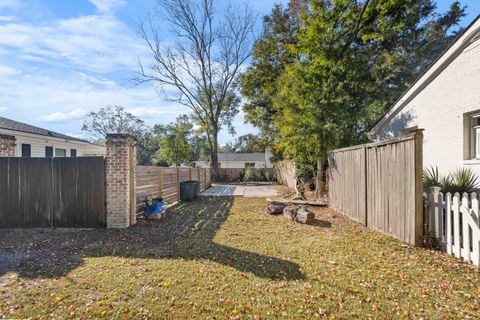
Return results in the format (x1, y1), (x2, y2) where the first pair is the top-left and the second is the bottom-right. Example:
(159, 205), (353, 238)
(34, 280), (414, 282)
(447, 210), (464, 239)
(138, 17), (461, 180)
(240, 1), (307, 144)
(152, 115), (195, 166)
(82, 105), (155, 165)
(136, 0), (256, 180)
(244, 0), (465, 180)
(222, 134), (267, 153)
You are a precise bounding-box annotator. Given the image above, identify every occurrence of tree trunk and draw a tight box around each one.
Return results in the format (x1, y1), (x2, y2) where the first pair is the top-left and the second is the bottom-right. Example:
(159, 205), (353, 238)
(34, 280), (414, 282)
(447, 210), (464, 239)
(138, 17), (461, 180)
(315, 157), (324, 200)
(211, 130), (220, 182)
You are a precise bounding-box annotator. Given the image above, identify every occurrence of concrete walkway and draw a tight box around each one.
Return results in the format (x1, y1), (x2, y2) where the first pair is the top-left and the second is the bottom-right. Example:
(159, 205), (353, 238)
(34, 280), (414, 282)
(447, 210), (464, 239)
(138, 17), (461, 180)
(200, 183), (279, 197)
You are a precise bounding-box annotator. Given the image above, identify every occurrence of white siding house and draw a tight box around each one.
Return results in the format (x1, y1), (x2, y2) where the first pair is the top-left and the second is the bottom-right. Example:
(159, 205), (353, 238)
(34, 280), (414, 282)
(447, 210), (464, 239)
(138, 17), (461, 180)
(0, 116), (106, 157)
(194, 150), (273, 169)
(370, 16), (480, 176)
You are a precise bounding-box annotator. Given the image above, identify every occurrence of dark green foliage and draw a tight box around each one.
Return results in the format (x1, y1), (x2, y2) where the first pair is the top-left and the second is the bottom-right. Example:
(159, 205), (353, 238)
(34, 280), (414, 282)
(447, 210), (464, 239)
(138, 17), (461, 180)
(448, 168), (479, 193)
(423, 166), (442, 190)
(152, 115), (210, 166)
(241, 0), (466, 177)
(423, 166), (479, 193)
(222, 134), (267, 153)
(81, 105), (157, 165)
(240, 2), (305, 145)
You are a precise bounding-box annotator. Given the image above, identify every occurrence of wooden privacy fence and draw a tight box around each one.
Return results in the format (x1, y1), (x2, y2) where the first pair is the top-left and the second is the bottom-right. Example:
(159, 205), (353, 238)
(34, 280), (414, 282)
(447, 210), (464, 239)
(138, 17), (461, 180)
(274, 160), (297, 190)
(426, 188), (480, 267)
(136, 166), (211, 213)
(328, 130), (424, 246)
(0, 157), (106, 228)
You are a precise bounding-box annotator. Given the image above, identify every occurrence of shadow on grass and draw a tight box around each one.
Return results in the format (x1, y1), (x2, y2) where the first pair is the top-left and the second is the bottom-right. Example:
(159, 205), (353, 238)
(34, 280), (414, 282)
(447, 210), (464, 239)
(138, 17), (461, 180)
(0, 197), (305, 281)
(308, 219), (332, 228)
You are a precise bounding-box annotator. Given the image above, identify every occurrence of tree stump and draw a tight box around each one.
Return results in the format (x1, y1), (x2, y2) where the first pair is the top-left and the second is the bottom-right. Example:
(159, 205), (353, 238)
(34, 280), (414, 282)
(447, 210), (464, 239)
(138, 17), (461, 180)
(295, 207), (315, 224)
(267, 202), (286, 215)
(283, 206), (298, 221)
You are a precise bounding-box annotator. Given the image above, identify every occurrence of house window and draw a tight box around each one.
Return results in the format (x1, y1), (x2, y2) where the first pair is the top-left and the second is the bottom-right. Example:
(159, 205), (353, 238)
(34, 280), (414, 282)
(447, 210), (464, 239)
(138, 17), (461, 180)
(464, 112), (480, 160)
(21, 144), (31, 157)
(245, 163), (255, 168)
(45, 146), (53, 158)
(55, 148), (66, 157)
(70, 149), (77, 157)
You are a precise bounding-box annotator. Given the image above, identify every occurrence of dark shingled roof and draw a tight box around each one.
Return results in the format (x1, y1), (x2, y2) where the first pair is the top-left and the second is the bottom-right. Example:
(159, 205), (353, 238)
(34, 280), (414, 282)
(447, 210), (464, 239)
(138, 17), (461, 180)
(0, 116), (90, 143)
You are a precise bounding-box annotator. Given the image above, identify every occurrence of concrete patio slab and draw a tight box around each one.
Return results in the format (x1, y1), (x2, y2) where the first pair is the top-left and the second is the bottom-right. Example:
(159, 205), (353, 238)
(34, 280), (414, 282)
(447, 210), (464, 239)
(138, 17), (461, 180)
(200, 183), (279, 198)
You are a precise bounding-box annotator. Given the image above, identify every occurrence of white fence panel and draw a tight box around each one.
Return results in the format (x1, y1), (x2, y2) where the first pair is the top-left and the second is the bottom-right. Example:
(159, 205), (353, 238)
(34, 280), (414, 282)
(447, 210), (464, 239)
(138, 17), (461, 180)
(427, 188), (480, 267)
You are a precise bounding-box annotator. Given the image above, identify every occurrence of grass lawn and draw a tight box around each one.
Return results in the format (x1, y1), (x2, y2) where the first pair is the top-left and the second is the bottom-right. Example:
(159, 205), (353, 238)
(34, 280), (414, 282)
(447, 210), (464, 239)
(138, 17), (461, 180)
(1, 196), (479, 319)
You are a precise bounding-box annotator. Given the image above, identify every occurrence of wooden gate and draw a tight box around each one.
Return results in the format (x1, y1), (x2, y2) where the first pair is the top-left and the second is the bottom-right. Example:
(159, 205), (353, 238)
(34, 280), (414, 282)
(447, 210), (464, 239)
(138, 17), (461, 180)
(0, 157), (106, 228)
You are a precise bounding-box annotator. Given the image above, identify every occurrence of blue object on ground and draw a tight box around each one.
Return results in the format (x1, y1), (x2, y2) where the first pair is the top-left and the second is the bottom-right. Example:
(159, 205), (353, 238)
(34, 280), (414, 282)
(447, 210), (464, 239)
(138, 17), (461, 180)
(144, 200), (167, 217)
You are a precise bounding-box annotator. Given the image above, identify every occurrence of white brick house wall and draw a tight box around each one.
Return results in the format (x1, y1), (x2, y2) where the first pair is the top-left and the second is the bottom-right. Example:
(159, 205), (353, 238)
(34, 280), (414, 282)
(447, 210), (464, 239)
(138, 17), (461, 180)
(372, 18), (480, 177)
(377, 39), (480, 175)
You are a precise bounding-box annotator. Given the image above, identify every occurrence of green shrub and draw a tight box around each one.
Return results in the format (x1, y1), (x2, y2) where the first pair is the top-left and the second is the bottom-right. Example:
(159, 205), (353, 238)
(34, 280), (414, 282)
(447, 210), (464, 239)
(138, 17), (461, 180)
(244, 166), (254, 182)
(423, 166), (479, 194)
(450, 168), (479, 193)
(254, 170), (264, 181)
(423, 166), (442, 190)
(264, 171), (271, 182)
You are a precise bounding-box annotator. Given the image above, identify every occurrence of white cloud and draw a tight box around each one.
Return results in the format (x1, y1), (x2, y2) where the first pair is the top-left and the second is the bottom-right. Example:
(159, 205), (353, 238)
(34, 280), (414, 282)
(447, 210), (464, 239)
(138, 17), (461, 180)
(0, 68), (185, 129)
(37, 108), (87, 122)
(0, 15), (16, 22)
(0, 65), (20, 76)
(0, 0), (19, 8)
(0, 106), (7, 112)
(0, 14), (148, 72)
(128, 106), (189, 117)
(89, 0), (126, 13)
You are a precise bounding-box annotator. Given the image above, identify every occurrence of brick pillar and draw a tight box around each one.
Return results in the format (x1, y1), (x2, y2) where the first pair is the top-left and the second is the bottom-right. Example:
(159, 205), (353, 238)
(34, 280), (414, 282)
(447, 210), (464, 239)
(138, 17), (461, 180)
(0, 134), (16, 157)
(106, 134), (137, 228)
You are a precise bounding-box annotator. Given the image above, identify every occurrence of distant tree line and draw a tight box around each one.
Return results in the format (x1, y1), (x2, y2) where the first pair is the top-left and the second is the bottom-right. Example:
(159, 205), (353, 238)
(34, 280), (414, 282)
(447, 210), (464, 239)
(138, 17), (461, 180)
(81, 105), (266, 166)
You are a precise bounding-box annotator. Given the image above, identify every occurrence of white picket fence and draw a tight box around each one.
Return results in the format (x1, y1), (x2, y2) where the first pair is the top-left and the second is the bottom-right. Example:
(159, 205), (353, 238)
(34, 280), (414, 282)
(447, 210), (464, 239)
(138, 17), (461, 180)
(426, 187), (480, 267)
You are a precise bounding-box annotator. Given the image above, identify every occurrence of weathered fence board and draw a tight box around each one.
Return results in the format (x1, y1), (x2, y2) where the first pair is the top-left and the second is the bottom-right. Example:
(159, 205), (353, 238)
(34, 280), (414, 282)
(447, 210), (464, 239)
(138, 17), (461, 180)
(0, 157), (106, 228)
(135, 166), (212, 214)
(328, 130), (423, 246)
(274, 160), (296, 190)
(53, 157), (106, 228)
(328, 147), (366, 225)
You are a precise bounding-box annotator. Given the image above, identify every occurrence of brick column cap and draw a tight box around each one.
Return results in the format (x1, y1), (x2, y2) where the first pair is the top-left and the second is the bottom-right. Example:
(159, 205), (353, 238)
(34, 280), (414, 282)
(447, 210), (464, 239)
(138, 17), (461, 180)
(106, 133), (137, 141)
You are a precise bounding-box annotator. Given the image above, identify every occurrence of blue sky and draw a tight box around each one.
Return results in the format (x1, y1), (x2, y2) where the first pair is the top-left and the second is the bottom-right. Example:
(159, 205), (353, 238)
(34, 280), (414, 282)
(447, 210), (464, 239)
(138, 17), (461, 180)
(0, 0), (478, 144)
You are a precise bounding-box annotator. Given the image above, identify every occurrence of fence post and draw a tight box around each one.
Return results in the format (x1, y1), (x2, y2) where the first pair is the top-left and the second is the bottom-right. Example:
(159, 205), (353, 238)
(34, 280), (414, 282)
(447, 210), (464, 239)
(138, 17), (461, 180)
(106, 134), (137, 228)
(159, 168), (163, 198)
(362, 145), (368, 227)
(176, 167), (180, 202)
(428, 186), (441, 236)
(0, 134), (16, 157)
(189, 167), (192, 180)
(413, 129), (424, 246)
(204, 169), (207, 190)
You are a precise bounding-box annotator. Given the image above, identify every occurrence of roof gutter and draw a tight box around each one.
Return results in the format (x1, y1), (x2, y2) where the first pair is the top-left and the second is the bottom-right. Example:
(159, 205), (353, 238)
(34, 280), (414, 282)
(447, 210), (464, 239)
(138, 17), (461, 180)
(369, 16), (480, 139)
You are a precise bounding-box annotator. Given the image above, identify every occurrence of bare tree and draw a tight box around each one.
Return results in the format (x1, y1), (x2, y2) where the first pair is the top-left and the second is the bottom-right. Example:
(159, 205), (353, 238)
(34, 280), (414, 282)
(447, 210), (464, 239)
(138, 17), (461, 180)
(136, 0), (256, 181)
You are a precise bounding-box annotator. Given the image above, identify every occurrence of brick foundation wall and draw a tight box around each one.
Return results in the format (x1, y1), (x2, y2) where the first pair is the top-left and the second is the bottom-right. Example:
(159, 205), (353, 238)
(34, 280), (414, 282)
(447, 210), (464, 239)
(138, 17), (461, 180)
(0, 134), (16, 157)
(106, 134), (137, 228)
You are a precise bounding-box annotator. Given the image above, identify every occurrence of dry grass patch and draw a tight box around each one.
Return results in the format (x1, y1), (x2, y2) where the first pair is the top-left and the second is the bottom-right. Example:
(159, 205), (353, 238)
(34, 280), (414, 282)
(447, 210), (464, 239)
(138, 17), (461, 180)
(0, 196), (479, 319)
